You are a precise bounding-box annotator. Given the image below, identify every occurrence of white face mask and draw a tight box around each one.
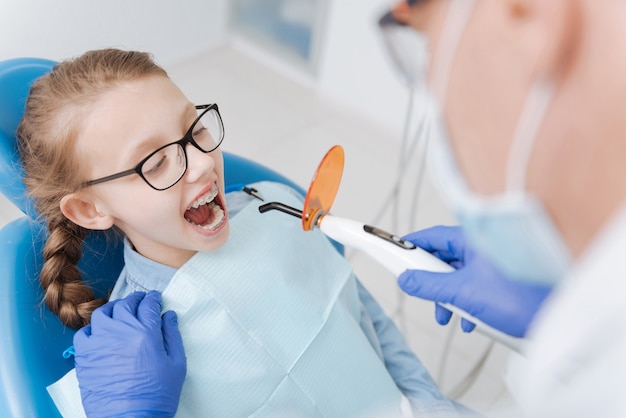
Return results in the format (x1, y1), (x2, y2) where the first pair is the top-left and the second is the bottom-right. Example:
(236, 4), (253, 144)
(423, 0), (572, 285)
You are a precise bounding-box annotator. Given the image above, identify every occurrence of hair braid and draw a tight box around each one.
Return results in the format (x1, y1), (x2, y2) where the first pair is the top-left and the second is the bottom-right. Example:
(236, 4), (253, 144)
(40, 215), (107, 329)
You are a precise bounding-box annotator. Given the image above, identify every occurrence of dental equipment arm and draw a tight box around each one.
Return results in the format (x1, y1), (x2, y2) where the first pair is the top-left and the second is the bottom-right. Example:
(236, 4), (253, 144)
(398, 225), (553, 339)
(259, 203), (526, 353)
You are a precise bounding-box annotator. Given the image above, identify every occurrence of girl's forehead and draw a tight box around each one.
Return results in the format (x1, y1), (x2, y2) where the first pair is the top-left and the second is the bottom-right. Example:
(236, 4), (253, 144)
(77, 76), (192, 173)
(86, 76), (190, 134)
(107, 75), (187, 106)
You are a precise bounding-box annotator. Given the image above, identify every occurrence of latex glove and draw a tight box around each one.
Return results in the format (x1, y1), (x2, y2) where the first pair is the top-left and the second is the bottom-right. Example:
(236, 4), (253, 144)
(397, 225), (552, 338)
(74, 291), (186, 418)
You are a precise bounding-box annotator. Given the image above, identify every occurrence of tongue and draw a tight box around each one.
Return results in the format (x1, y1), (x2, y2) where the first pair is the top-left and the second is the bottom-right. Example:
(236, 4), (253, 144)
(185, 203), (213, 225)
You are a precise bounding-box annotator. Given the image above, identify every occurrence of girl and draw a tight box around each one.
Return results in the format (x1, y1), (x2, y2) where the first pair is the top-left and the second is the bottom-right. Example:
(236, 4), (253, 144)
(18, 48), (460, 417)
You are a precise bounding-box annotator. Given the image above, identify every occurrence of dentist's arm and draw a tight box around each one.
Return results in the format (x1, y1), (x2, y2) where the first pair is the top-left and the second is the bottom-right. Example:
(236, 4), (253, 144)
(73, 291), (187, 418)
(356, 282), (461, 416)
(398, 225), (552, 338)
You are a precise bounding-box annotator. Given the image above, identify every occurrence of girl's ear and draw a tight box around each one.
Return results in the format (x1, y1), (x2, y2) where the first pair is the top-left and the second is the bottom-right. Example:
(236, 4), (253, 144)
(60, 193), (114, 230)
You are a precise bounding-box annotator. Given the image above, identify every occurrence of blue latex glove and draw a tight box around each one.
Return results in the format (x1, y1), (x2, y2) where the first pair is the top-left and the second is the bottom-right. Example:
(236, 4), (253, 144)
(74, 291), (186, 418)
(397, 225), (552, 338)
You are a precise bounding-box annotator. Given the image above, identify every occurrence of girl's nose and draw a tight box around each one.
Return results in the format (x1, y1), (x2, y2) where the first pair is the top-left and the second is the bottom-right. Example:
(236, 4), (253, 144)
(183, 143), (216, 183)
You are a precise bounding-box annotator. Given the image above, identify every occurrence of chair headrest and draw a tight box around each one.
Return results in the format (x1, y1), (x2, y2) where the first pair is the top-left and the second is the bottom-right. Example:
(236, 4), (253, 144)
(0, 58), (56, 216)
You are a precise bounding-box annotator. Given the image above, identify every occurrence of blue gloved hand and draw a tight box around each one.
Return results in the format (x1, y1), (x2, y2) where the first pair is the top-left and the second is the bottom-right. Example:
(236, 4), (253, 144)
(74, 291), (186, 418)
(397, 225), (552, 338)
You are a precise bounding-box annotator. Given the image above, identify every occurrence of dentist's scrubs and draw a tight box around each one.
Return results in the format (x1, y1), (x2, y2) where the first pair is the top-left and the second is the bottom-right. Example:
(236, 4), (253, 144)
(505, 204), (626, 417)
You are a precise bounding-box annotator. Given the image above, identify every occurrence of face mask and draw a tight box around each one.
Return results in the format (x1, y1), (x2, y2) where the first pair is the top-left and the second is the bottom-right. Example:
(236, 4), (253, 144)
(423, 0), (572, 285)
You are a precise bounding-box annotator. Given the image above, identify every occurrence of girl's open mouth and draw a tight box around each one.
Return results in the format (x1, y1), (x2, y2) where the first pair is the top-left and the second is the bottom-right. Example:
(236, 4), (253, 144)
(184, 183), (226, 231)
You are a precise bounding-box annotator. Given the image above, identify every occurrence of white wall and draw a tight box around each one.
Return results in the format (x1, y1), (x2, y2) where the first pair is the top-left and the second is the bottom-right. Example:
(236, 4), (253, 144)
(0, 0), (229, 67)
(0, 0), (416, 143)
(228, 0), (415, 138)
(316, 0), (413, 139)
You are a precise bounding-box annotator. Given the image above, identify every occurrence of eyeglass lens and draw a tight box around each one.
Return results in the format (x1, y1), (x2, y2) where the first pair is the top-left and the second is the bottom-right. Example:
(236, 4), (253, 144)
(141, 107), (223, 190)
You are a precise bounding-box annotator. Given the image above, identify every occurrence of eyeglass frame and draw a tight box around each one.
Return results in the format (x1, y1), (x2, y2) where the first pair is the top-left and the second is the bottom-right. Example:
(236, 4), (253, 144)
(82, 103), (224, 191)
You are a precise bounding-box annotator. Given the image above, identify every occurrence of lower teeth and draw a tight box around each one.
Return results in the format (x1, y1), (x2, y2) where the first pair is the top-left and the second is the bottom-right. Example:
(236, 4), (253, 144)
(199, 203), (225, 231)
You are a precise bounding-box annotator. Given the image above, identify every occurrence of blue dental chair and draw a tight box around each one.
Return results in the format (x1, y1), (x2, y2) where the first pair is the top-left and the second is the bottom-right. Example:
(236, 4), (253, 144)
(0, 57), (305, 417)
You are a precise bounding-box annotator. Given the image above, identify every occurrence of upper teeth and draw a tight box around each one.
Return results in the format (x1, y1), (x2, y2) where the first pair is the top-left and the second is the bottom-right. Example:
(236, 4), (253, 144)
(189, 184), (218, 209)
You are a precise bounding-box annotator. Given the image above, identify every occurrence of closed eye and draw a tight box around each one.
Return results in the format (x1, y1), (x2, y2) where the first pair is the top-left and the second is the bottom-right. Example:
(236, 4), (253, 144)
(193, 125), (207, 137)
(144, 155), (167, 177)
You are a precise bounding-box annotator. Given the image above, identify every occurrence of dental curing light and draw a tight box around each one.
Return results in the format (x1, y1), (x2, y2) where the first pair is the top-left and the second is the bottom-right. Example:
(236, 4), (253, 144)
(259, 145), (524, 353)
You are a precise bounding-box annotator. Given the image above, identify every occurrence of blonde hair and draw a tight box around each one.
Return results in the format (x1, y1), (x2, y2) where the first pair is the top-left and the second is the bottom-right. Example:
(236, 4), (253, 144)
(17, 48), (168, 329)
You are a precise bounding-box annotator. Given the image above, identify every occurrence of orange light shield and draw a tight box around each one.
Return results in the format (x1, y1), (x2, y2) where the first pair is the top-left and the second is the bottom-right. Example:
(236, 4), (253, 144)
(302, 145), (345, 231)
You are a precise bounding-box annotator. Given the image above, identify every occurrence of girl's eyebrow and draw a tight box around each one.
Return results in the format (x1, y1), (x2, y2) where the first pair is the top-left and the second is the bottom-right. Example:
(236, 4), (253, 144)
(123, 103), (198, 168)
(123, 134), (166, 169)
(183, 103), (197, 125)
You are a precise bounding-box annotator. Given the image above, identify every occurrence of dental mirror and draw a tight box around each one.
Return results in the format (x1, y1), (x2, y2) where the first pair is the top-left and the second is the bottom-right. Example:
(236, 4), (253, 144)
(302, 145), (344, 230)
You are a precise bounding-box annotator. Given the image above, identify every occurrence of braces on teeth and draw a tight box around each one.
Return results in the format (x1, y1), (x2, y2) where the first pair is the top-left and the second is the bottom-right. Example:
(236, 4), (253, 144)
(197, 205), (225, 230)
(189, 184), (219, 209)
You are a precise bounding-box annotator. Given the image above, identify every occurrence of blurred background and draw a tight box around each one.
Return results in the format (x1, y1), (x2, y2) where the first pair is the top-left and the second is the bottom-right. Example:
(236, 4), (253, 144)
(0, 0), (516, 414)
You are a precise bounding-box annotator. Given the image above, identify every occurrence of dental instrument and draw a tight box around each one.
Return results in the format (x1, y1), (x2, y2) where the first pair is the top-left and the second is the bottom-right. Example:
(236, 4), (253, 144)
(259, 145), (524, 353)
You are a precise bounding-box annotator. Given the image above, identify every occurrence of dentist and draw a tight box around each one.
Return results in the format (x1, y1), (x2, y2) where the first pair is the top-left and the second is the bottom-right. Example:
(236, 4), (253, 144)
(394, 0), (626, 415)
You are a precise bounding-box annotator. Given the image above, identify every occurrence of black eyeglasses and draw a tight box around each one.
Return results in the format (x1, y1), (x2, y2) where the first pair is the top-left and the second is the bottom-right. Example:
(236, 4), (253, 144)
(83, 104), (224, 191)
